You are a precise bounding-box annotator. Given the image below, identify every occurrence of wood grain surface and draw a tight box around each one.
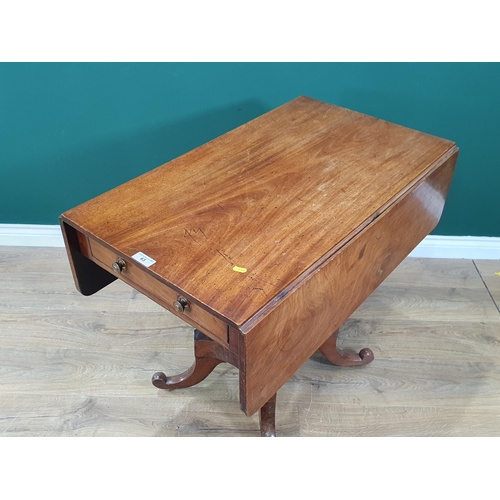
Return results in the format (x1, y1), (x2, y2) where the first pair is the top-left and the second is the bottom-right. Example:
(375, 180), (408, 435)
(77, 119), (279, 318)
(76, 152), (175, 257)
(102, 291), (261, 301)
(61, 96), (456, 327)
(1, 246), (499, 436)
(241, 152), (456, 414)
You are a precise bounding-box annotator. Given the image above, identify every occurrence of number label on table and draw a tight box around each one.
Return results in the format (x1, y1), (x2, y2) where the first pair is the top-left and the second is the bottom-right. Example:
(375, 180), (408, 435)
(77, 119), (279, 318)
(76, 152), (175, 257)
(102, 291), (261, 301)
(132, 252), (156, 268)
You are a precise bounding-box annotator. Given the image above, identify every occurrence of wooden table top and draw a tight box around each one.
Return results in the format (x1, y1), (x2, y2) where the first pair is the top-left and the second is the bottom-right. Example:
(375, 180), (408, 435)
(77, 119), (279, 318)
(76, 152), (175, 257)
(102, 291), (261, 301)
(62, 96), (457, 329)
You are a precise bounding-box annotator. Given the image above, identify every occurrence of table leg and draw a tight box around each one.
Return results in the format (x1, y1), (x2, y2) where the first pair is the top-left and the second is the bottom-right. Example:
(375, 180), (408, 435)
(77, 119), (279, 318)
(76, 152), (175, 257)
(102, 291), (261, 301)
(318, 329), (374, 367)
(152, 330), (232, 390)
(259, 393), (277, 437)
(153, 330), (278, 436)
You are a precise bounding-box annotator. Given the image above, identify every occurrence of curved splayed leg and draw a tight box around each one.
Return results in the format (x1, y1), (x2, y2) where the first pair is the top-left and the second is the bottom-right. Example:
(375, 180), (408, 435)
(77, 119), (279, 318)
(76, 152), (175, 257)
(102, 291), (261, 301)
(152, 330), (227, 390)
(318, 329), (374, 367)
(152, 329), (278, 437)
(152, 358), (224, 390)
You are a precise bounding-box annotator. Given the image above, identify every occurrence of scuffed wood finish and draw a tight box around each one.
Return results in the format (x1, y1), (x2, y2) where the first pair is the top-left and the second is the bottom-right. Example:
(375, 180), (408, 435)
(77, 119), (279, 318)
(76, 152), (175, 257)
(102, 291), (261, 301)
(60, 96), (456, 328)
(241, 152), (457, 415)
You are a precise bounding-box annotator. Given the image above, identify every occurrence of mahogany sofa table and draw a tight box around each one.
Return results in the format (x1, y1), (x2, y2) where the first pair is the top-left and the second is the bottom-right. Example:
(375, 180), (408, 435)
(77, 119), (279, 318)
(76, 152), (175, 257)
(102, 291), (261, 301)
(60, 97), (458, 436)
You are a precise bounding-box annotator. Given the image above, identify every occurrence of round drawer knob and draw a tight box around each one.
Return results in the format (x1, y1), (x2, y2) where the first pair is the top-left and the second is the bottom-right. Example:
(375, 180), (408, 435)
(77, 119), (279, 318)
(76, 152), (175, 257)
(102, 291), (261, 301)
(173, 296), (190, 313)
(112, 258), (127, 274)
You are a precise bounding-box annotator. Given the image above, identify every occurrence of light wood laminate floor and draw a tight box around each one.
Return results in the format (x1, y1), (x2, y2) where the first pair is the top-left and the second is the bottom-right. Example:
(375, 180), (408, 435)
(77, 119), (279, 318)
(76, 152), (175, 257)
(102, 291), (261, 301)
(1, 246), (499, 437)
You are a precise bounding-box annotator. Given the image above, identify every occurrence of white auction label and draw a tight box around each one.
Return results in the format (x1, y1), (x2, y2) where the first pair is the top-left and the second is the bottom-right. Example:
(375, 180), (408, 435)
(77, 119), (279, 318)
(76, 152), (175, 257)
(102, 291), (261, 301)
(132, 252), (156, 267)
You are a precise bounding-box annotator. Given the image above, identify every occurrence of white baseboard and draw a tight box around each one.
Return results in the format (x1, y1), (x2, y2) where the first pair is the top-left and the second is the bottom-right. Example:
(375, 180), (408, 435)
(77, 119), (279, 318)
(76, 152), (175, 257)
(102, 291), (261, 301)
(0, 224), (499, 259)
(408, 235), (500, 260)
(0, 224), (65, 247)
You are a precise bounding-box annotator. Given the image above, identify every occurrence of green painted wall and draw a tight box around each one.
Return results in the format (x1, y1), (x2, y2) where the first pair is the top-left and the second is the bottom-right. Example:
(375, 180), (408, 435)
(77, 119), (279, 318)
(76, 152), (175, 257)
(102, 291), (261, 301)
(1, 63), (499, 236)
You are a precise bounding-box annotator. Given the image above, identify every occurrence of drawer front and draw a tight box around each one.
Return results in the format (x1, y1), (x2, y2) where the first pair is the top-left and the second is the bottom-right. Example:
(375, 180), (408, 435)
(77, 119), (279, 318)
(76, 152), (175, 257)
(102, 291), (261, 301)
(85, 236), (229, 345)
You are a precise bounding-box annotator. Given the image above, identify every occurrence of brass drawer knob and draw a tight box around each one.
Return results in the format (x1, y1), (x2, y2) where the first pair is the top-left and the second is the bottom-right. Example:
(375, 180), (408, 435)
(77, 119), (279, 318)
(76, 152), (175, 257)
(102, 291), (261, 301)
(173, 296), (190, 313)
(112, 258), (127, 274)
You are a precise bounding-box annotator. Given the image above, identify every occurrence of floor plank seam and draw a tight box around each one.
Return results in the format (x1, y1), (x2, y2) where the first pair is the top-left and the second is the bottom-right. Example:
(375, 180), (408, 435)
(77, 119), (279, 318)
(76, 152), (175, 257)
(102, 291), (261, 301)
(472, 260), (500, 315)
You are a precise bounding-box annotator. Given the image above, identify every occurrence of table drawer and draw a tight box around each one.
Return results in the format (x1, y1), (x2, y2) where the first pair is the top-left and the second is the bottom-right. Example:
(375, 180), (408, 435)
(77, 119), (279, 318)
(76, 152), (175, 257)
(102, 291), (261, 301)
(84, 235), (229, 345)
